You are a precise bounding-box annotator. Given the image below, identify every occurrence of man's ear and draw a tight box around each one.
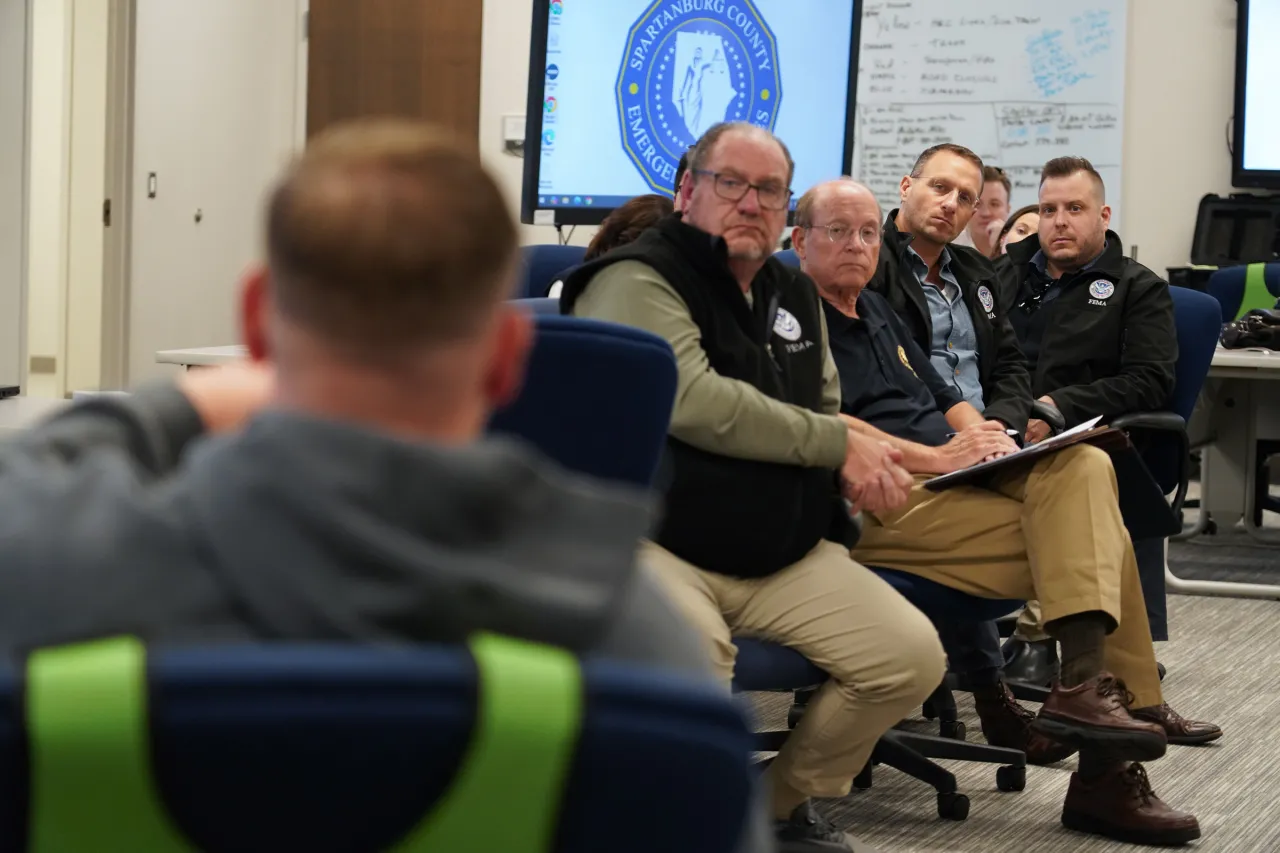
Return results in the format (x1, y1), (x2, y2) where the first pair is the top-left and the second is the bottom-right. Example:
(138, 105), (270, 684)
(484, 305), (534, 409)
(899, 174), (912, 204)
(791, 225), (807, 262)
(239, 266), (271, 362)
(1100, 204), (1112, 230)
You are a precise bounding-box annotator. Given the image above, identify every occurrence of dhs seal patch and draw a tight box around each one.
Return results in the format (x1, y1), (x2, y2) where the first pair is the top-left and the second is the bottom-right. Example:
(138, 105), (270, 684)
(773, 307), (801, 341)
(1089, 280), (1116, 301)
(977, 285), (995, 314)
(616, 0), (783, 194)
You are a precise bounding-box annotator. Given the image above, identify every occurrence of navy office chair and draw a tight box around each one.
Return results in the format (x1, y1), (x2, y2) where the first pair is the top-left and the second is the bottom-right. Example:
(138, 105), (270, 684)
(521, 245), (587, 299)
(489, 314), (677, 487)
(773, 248), (800, 268)
(0, 636), (756, 853)
(734, 556), (1027, 823)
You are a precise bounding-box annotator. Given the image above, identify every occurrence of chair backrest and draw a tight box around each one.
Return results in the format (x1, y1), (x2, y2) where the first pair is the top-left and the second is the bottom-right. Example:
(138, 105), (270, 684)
(521, 245), (587, 299)
(1168, 286), (1222, 423)
(773, 248), (800, 268)
(0, 636), (755, 853)
(511, 296), (562, 315)
(1244, 262), (1280, 313)
(488, 314), (677, 488)
(1206, 265), (1246, 323)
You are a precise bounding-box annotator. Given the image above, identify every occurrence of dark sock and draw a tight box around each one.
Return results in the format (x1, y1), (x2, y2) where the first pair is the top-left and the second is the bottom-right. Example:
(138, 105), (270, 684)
(967, 666), (1002, 691)
(1045, 612), (1112, 687)
(1078, 751), (1125, 780)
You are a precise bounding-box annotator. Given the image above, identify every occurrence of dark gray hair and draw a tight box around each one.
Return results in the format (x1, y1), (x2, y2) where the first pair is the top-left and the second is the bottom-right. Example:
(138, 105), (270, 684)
(688, 122), (795, 186)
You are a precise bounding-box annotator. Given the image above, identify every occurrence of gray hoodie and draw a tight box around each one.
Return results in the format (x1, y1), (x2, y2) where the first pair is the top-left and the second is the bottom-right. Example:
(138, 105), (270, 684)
(0, 385), (705, 669)
(0, 386), (774, 852)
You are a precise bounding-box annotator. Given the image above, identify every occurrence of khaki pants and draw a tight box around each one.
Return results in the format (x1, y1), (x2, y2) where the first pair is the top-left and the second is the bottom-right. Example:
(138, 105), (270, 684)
(1015, 600), (1052, 643)
(853, 444), (1164, 708)
(642, 539), (945, 800)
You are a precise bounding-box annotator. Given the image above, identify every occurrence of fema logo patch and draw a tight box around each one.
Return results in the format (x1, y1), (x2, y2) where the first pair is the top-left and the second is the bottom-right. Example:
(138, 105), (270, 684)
(977, 285), (995, 314)
(1089, 280), (1115, 301)
(616, 0), (782, 194)
(773, 307), (801, 342)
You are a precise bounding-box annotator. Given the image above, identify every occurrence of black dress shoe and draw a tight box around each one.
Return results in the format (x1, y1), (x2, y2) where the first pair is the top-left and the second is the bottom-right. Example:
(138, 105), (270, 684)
(1157, 662), (1166, 682)
(1002, 638), (1059, 687)
(775, 801), (854, 851)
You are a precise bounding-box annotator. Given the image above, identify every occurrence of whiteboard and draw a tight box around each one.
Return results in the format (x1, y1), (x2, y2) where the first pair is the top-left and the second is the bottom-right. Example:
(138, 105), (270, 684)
(850, 0), (1128, 229)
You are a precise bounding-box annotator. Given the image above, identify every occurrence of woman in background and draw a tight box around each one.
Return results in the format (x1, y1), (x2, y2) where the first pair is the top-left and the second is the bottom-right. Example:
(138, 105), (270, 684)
(991, 204), (1040, 259)
(547, 194), (674, 297)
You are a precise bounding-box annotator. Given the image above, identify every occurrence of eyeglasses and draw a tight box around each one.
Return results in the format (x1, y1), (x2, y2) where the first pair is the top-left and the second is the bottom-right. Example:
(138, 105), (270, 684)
(693, 170), (793, 211)
(808, 222), (881, 248)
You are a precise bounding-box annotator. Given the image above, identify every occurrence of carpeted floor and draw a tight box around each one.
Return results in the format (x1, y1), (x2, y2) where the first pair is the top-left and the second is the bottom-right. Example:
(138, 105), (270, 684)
(748, 592), (1280, 852)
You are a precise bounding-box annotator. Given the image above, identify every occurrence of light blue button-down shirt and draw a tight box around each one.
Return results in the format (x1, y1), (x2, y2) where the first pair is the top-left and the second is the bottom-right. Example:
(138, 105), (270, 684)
(907, 246), (984, 412)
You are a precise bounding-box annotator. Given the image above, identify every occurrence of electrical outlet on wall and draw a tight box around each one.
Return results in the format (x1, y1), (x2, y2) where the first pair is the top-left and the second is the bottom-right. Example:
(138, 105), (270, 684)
(502, 114), (525, 157)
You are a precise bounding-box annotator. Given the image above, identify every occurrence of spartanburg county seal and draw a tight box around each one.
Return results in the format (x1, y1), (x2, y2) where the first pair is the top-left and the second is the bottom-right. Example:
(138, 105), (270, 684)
(616, 0), (782, 195)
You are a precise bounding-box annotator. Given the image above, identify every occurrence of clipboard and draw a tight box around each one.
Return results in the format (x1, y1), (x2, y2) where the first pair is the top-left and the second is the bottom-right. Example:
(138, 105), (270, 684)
(924, 420), (1179, 540)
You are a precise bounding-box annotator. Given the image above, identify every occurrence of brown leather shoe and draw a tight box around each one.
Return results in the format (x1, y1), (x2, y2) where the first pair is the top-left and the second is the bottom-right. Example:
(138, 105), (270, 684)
(1062, 762), (1201, 846)
(1031, 673), (1167, 761)
(1131, 702), (1223, 745)
(973, 682), (1077, 765)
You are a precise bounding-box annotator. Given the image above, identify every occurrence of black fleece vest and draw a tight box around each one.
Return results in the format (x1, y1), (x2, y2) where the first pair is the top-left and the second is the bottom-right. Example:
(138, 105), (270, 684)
(561, 217), (836, 579)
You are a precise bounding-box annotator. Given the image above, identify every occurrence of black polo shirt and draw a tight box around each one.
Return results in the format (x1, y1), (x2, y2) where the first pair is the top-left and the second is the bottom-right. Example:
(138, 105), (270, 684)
(824, 290), (959, 447)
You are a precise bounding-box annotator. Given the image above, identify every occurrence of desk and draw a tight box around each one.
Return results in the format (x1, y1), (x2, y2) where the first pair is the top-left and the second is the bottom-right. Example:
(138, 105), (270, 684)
(0, 396), (69, 434)
(1201, 348), (1280, 537)
(156, 345), (246, 369)
(1179, 347), (1280, 599)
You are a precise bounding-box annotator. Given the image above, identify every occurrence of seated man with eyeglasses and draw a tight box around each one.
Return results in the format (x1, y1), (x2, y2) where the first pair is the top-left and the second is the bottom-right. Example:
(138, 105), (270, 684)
(794, 177), (1203, 847)
(560, 121), (947, 852)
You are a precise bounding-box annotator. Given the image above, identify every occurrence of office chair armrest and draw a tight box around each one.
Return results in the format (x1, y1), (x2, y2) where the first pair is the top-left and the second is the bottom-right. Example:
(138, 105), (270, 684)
(1109, 410), (1191, 519)
(1030, 401), (1066, 434)
(1108, 411), (1186, 433)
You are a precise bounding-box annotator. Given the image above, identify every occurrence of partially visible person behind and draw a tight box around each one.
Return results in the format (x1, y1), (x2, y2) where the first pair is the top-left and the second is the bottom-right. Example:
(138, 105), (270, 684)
(562, 121), (944, 852)
(956, 165), (1011, 257)
(992, 204), (1041, 259)
(546, 193), (673, 297)
(0, 120), (718, 686)
(673, 148), (691, 212)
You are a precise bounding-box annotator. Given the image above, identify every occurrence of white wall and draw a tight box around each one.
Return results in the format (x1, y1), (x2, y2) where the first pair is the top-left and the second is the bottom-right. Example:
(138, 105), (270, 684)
(126, 0), (304, 383)
(0, 0), (28, 388)
(25, 0), (73, 397)
(479, 0), (1240, 274)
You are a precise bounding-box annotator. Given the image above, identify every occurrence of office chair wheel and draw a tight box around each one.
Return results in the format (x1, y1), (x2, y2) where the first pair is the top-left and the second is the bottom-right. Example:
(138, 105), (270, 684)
(937, 792), (969, 821)
(939, 720), (966, 741)
(996, 765), (1026, 792)
(1205, 518), (1218, 535)
(922, 698), (938, 720)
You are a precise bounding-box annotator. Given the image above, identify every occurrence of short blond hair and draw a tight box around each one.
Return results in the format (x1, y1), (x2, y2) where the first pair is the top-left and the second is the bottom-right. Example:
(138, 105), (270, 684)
(266, 119), (517, 349)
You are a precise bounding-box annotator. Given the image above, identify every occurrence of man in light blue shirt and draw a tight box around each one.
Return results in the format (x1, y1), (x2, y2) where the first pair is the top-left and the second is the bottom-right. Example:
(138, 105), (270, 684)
(905, 245), (986, 411)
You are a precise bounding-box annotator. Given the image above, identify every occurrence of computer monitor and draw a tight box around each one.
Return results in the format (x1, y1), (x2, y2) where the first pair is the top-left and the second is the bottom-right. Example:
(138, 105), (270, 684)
(1233, 0), (1280, 189)
(521, 0), (860, 225)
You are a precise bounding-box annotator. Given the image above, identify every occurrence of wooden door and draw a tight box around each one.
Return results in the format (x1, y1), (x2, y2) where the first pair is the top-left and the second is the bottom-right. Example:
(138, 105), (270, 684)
(307, 0), (484, 145)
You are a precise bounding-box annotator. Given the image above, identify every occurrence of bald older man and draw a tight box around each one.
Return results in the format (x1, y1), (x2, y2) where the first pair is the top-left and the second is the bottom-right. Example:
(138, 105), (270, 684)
(790, 178), (1201, 847)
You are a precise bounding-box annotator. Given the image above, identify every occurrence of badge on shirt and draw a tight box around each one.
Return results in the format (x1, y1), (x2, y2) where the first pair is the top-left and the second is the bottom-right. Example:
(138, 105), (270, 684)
(1089, 280), (1116, 303)
(773, 307), (802, 341)
(897, 346), (918, 378)
(977, 285), (995, 314)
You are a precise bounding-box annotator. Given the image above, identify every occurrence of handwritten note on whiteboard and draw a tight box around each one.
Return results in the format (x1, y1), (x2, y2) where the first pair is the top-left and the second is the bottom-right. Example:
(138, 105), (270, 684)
(851, 1), (1128, 228)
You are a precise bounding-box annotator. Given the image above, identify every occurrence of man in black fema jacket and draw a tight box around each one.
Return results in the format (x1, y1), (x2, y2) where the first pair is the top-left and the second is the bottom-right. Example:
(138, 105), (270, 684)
(561, 122), (945, 852)
(993, 159), (1219, 749)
